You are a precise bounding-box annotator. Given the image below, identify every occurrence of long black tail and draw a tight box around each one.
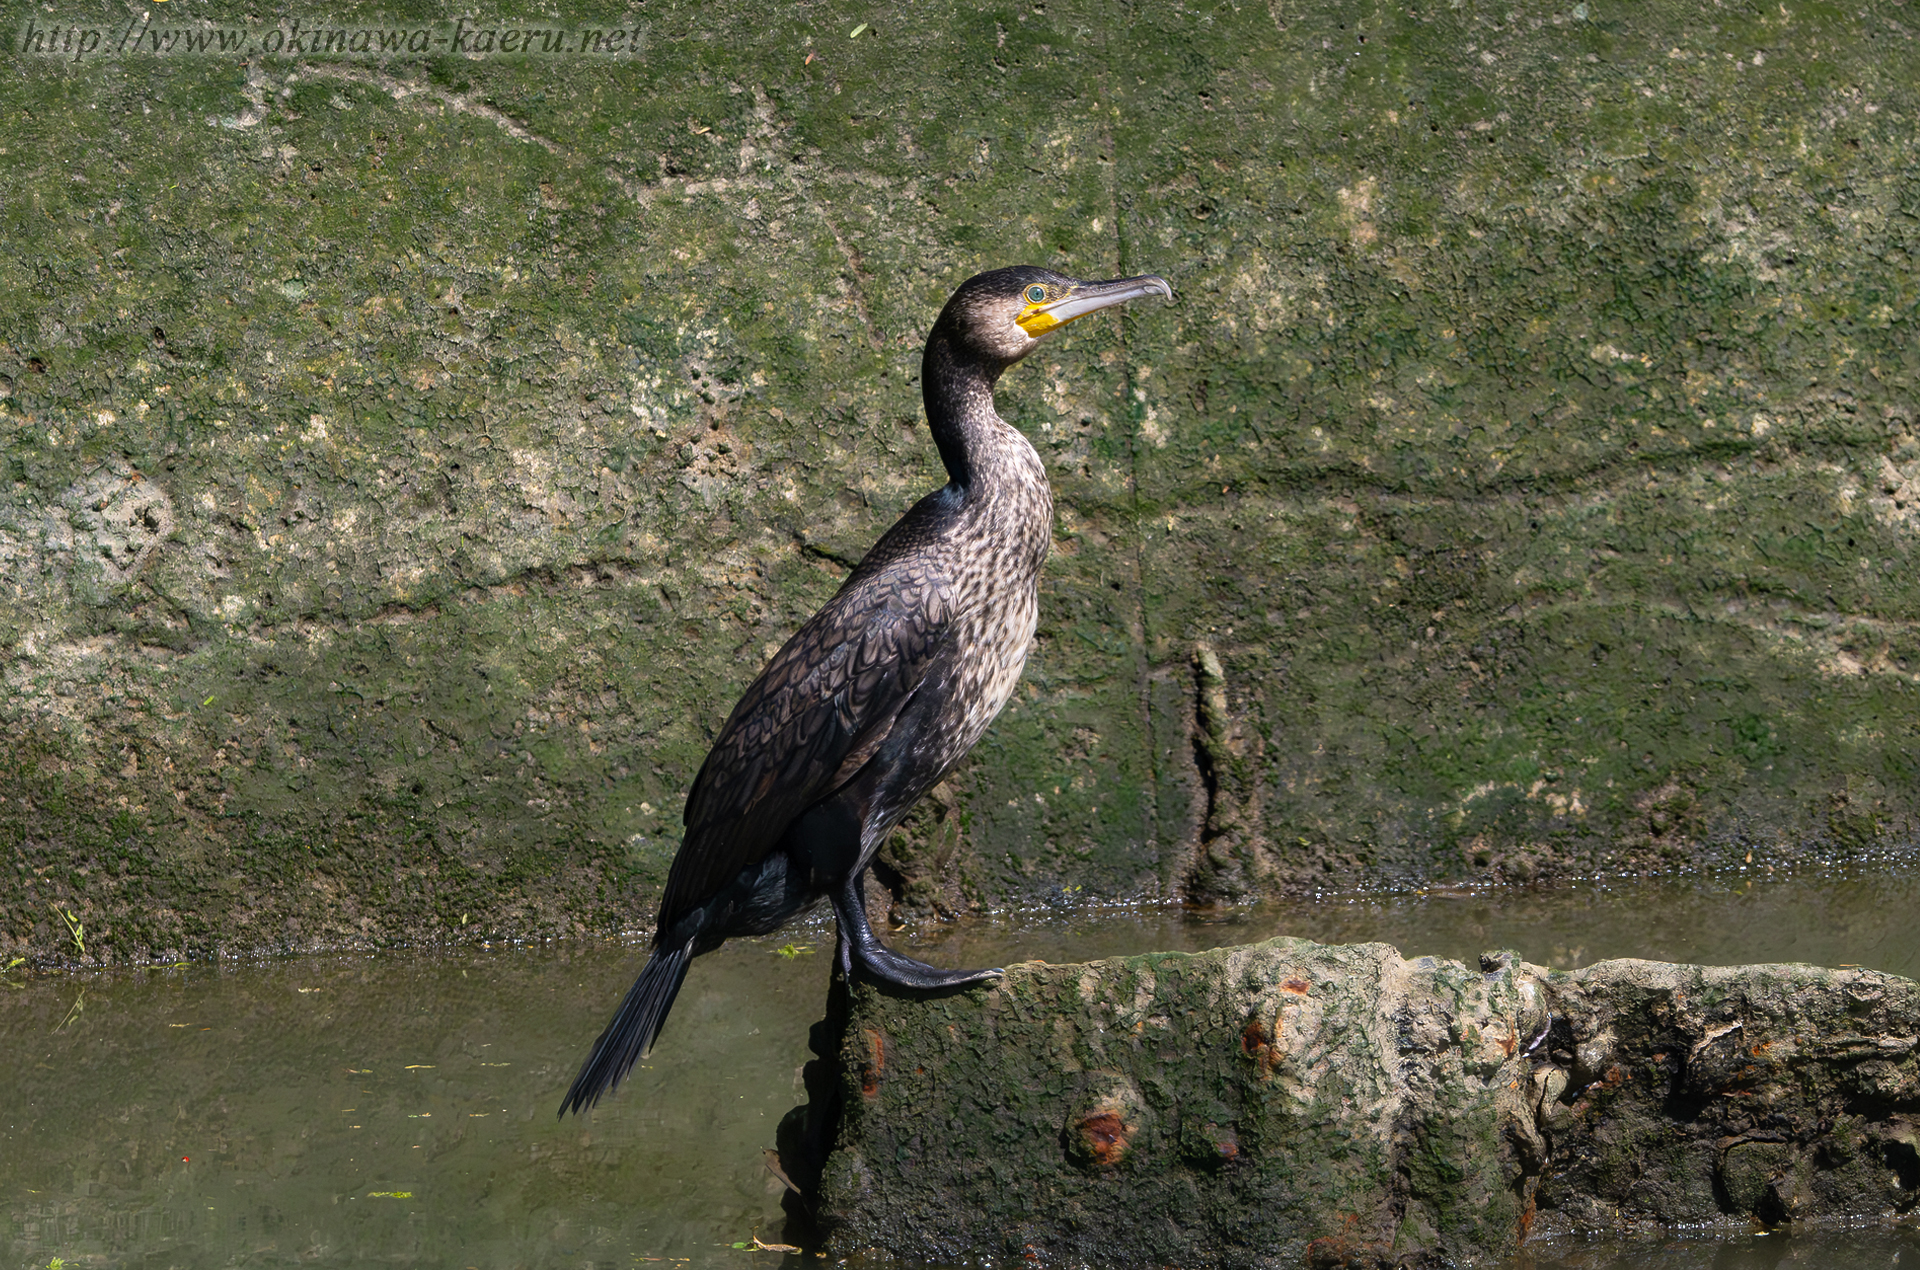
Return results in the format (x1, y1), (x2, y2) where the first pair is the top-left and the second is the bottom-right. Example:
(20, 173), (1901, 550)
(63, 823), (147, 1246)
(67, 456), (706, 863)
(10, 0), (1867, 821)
(558, 938), (695, 1117)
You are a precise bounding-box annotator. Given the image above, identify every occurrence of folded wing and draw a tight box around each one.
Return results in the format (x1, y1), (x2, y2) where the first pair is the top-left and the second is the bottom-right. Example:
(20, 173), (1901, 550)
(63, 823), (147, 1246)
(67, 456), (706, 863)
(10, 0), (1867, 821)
(659, 563), (956, 930)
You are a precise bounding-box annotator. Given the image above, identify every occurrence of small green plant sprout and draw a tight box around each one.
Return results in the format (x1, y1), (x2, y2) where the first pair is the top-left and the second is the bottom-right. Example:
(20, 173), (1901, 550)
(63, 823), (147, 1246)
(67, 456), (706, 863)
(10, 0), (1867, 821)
(775, 942), (814, 959)
(50, 1257), (68, 1270)
(51, 904), (84, 955)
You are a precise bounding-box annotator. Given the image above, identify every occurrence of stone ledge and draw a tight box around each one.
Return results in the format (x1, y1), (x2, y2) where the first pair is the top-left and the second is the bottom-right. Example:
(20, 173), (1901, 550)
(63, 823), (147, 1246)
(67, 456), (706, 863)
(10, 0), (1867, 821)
(780, 938), (1920, 1267)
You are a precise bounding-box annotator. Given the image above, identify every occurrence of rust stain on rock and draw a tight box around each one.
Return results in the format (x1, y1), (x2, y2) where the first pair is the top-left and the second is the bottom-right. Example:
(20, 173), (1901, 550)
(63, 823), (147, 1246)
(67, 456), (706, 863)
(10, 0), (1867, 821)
(860, 1027), (885, 1097)
(1241, 1015), (1282, 1078)
(1305, 1213), (1394, 1269)
(1075, 1110), (1133, 1167)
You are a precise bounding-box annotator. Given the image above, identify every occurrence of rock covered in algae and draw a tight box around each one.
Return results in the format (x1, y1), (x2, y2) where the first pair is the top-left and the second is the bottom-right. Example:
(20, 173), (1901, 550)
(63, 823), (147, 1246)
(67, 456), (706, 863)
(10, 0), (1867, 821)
(783, 937), (1920, 1267)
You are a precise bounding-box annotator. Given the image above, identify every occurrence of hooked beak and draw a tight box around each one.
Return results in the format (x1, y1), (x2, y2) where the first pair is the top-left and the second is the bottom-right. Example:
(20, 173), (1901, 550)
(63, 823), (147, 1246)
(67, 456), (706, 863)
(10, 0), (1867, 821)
(1016, 274), (1175, 337)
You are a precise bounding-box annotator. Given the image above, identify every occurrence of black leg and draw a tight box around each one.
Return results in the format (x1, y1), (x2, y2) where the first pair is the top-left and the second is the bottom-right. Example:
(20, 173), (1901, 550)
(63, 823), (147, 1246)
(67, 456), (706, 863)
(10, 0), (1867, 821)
(828, 871), (1002, 990)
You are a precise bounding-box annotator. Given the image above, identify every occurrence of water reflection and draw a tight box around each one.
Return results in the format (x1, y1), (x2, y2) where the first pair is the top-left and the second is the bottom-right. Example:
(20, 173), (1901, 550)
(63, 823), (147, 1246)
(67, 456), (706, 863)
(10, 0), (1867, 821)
(3, 942), (821, 1268)
(902, 866), (1920, 979)
(3, 867), (1915, 1269)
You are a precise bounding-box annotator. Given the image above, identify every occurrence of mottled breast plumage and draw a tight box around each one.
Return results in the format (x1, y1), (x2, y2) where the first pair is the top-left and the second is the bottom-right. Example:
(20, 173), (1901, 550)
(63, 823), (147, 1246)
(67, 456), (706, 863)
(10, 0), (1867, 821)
(664, 414), (1049, 921)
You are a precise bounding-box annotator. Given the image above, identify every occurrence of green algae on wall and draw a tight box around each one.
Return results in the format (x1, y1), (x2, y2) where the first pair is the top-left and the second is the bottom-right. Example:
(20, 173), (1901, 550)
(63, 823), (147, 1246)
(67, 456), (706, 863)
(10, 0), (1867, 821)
(3, 0), (1919, 963)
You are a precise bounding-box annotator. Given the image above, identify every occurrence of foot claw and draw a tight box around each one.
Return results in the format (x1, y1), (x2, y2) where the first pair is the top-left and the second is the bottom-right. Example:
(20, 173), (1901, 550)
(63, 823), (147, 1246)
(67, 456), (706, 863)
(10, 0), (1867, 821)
(829, 873), (998, 991)
(853, 944), (1001, 990)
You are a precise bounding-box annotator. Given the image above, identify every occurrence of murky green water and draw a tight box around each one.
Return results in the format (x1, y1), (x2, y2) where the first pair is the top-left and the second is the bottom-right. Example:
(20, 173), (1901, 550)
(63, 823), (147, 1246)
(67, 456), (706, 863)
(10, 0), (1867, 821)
(4, 868), (1917, 1270)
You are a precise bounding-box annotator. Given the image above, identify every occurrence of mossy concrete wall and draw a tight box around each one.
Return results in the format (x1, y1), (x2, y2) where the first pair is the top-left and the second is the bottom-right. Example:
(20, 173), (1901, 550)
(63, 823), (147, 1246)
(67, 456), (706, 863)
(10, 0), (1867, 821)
(786, 939), (1920, 1266)
(4, 0), (1919, 962)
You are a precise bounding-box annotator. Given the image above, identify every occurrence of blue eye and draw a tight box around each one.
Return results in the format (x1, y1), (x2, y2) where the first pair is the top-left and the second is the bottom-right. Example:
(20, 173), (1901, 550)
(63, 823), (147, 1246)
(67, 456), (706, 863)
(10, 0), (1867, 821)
(1024, 284), (1047, 304)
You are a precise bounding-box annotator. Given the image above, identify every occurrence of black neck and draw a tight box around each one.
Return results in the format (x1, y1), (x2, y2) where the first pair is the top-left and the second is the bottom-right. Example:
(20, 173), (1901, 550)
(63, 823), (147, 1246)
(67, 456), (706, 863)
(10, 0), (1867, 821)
(921, 331), (1007, 490)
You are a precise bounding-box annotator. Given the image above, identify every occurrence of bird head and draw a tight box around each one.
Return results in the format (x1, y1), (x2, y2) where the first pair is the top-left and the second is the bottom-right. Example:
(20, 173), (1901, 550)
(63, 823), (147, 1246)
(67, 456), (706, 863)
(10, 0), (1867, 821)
(934, 266), (1174, 367)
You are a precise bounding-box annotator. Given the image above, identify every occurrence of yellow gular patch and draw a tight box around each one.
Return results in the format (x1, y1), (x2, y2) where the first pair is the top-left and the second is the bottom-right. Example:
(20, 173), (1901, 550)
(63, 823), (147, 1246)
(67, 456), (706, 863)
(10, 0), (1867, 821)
(1016, 306), (1066, 336)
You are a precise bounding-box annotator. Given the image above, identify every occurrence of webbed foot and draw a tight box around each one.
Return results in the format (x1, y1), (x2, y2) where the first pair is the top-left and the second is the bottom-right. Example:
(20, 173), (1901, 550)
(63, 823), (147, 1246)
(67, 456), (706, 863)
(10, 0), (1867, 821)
(830, 873), (1001, 990)
(855, 941), (1002, 988)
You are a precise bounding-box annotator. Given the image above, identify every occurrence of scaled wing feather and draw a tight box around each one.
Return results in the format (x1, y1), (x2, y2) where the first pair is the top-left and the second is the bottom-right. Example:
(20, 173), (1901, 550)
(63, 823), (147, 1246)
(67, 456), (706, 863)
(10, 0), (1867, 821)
(659, 567), (952, 928)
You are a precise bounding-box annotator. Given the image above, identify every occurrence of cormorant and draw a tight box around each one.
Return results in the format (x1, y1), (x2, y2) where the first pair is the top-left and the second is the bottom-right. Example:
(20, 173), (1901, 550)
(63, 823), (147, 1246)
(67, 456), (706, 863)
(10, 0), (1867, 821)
(560, 265), (1173, 1116)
